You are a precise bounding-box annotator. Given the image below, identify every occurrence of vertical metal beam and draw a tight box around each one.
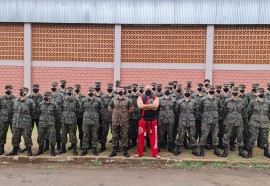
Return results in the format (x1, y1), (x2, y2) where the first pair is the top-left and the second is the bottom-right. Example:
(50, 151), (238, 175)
(24, 23), (32, 89)
(114, 25), (121, 86)
(205, 25), (214, 82)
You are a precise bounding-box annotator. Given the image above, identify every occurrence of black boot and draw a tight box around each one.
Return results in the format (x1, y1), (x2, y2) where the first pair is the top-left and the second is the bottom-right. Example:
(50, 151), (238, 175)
(199, 145), (204, 157)
(247, 147), (253, 158)
(27, 146), (32, 156)
(19, 146), (27, 153)
(99, 143), (107, 153)
(93, 147), (98, 156)
(174, 146), (181, 156)
(123, 147), (130, 158)
(57, 144), (66, 155)
(51, 146), (56, 156)
(218, 138), (224, 149)
(43, 140), (49, 152)
(87, 145), (92, 150)
(80, 140), (83, 150)
(239, 146), (248, 158)
(6, 147), (18, 156)
(183, 139), (190, 149)
(168, 143), (174, 153)
(0, 145), (5, 155)
(34, 145), (44, 156)
(109, 147), (117, 157)
(57, 141), (61, 150)
(68, 143), (74, 150)
(264, 148), (270, 158)
(204, 144), (211, 150)
(191, 146), (200, 156)
(214, 145), (222, 157)
(222, 144), (228, 157)
(80, 150), (88, 156)
(72, 144), (78, 156)
(229, 141), (236, 151)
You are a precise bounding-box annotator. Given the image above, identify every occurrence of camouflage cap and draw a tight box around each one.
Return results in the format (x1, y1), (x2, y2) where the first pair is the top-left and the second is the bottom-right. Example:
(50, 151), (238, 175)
(177, 84), (182, 88)
(88, 87), (94, 91)
(207, 85), (215, 90)
(204, 79), (210, 83)
(138, 84), (145, 88)
(152, 82), (156, 86)
(267, 82), (270, 87)
(238, 84), (246, 89)
(223, 83), (229, 87)
(44, 91), (52, 96)
(107, 83), (113, 88)
(164, 86), (170, 90)
(127, 84), (132, 89)
(115, 80), (120, 84)
(32, 84), (39, 88)
(51, 82), (58, 86)
(95, 82), (101, 87)
(197, 82), (203, 87)
(257, 88), (264, 93)
(156, 83), (162, 88)
(60, 80), (67, 84)
(215, 84), (222, 89)
(229, 81), (235, 85)
(168, 81), (173, 86)
(173, 80), (178, 84)
(123, 85), (128, 90)
(186, 80), (192, 84)
(5, 85), (13, 89)
(132, 83), (138, 88)
(252, 83), (259, 88)
(74, 84), (81, 88)
(184, 87), (191, 92)
(66, 87), (73, 91)
(20, 87), (29, 92)
(231, 86), (239, 91)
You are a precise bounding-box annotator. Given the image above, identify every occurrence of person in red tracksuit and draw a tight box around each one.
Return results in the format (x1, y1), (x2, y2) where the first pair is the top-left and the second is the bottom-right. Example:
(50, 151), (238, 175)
(135, 86), (161, 159)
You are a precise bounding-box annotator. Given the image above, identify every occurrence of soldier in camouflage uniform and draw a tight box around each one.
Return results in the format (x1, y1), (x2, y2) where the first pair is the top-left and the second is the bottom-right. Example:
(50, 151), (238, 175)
(0, 85), (16, 155)
(221, 87), (247, 158)
(158, 86), (176, 153)
(128, 83), (141, 148)
(51, 82), (64, 150)
(247, 88), (270, 158)
(168, 82), (174, 94)
(155, 83), (164, 98)
(99, 83), (114, 153)
(6, 87), (35, 156)
(228, 81), (235, 92)
(138, 84), (145, 95)
(247, 83), (259, 103)
(198, 85), (222, 157)
(34, 92), (58, 156)
(191, 83), (206, 142)
(204, 79), (210, 90)
(108, 86), (134, 158)
(265, 82), (270, 101)
(126, 85), (132, 97)
(174, 88), (200, 156)
(57, 87), (80, 156)
(73, 84), (85, 149)
(215, 84), (225, 149)
(151, 82), (157, 93)
(58, 80), (67, 95)
(80, 87), (104, 156)
(172, 80), (178, 93)
(95, 82), (104, 143)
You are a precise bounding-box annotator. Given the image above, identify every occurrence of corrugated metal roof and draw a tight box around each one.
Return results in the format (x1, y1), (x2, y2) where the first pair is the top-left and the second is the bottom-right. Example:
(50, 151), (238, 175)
(1, 0), (270, 24)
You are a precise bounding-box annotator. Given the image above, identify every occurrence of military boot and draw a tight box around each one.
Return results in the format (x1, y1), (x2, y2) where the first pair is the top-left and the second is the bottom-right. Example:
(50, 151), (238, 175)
(123, 147), (130, 158)
(0, 145), (5, 155)
(68, 143), (74, 150)
(109, 146), (117, 157)
(168, 143), (174, 153)
(218, 138), (223, 149)
(191, 146), (200, 156)
(174, 146), (181, 156)
(56, 141), (61, 150)
(19, 146), (27, 153)
(247, 147), (253, 158)
(98, 143), (107, 153)
(222, 144), (228, 157)
(34, 145), (44, 156)
(57, 144), (66, 155)
(199, 145), (204, 157)
(72, 144), (78, 156)
(51, 146), (56, 156)
(43, 140), (49, 152)
(264, 148), (270, 158)
(80, 140), (83, 150)
(213, 145), (222, 157)
(27, 146), (32, 156)
(229, 141), (236, 151)
(92, 147), (98, 156)
(239, 146), (248, 158)
(80, 150), (88, 156)
(183, 138), (190, 149)
(6, 147), (18, 156)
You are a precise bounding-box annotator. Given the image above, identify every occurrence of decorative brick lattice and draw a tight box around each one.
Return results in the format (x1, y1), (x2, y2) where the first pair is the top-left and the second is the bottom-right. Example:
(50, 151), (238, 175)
(0, 24), (24, 60)
(32, 24), (114, 62)
(121, 26), (206, 63)
(214, 26), (270, 64)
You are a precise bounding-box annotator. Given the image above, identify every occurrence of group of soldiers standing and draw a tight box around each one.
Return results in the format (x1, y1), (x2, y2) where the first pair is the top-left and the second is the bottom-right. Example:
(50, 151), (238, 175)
(0, 79), (269, 159)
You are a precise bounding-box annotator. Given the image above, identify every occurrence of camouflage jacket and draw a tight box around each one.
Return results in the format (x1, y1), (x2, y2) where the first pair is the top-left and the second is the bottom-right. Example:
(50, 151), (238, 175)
(199, 96), (222, 125)
(128, 92), (141, 120)
(58, 89), (66, 96)
(238, 94), (249, 119)
(0, 95), (16, 122)
(28, 93), (44, 120)
(247, 92), (257, 104)
(100, 94), (114, 122)
(155, 92), (164, 98)
(248, 98), (270, 128)
(158, 96), (176, 123)
(74, 93), (85, 118)
(191, 92), (206, 120)
(95, 92), (104, 99)
(38, 101), (58, 127)
(51, 92), (64, 117)
(223, 98), (246, 126)
(82, 97), (104, 125)
(175, 98), (198, 127)
(265, 91), (270, 101)
(172, 92), (184, 101)
(61, 96), (80, 125)
(109, 97), (134, 126)
(12, 98), (35, 128)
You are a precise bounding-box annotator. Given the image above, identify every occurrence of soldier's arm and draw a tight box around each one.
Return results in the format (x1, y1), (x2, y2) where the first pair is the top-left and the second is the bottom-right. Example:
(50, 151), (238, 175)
(175, 100), (180, 114)
(99, 99), (104, 117)
(30, 100), (36, 118)
(108, 99), (114, 112)
(247, 101), (253, 120)
(223, 99), (228, 118)
(128, 99), (134, 113)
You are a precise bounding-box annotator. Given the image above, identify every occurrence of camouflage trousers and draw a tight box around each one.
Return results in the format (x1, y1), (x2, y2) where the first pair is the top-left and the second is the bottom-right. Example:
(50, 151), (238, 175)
(158, 122), (174, 145)
(100, 119), (111, 144)
(55, 117), (61, 143)
(218, 119), (225, 139)
(128, 119), (138, 141)
(77, 117), (83, 141)
(12, 127), (33, 147)
(223, 125), (244, 147)
(82, 124), (99, 149)
(37, 126), (56, 147)
(229, 118), (248, 146)
(175, 125), (196, 147)
(0, 120), (12, 145)
(61, 123), (77, 145)
(195, 119), (202, 141)
(248, 126), (269, 148)
(112, 124), (129, 148)
(200, 123), (219, 146)
(173, 116), (179, 142)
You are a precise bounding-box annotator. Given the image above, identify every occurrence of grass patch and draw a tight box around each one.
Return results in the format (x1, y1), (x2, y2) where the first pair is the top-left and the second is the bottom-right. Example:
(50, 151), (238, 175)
(83, 160), (103, 167)
(175, 161), (204, 169)
(209, 162), (226, 168)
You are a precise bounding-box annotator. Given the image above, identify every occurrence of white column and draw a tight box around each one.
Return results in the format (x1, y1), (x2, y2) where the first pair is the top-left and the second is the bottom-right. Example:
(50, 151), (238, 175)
(114, 25), (121, 86)
(24, 23), (32, 89)
(205, 25), (214, 82)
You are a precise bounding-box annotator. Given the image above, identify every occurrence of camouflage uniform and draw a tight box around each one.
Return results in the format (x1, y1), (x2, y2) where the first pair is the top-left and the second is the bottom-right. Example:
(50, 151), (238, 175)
(58, 80), (67, 96)
(264, 82), (270, 101)
(28, 84), (43, 129)
(81, 89), (104, 150)
(155, 83), (164, 98)
(109, 96), (134, 148)
(95, 82), (104, 143)
(247, 83), (259, 104)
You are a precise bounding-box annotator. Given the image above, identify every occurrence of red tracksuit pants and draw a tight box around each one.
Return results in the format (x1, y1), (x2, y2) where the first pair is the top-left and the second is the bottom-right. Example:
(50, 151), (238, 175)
(136, 118), (158, 157)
